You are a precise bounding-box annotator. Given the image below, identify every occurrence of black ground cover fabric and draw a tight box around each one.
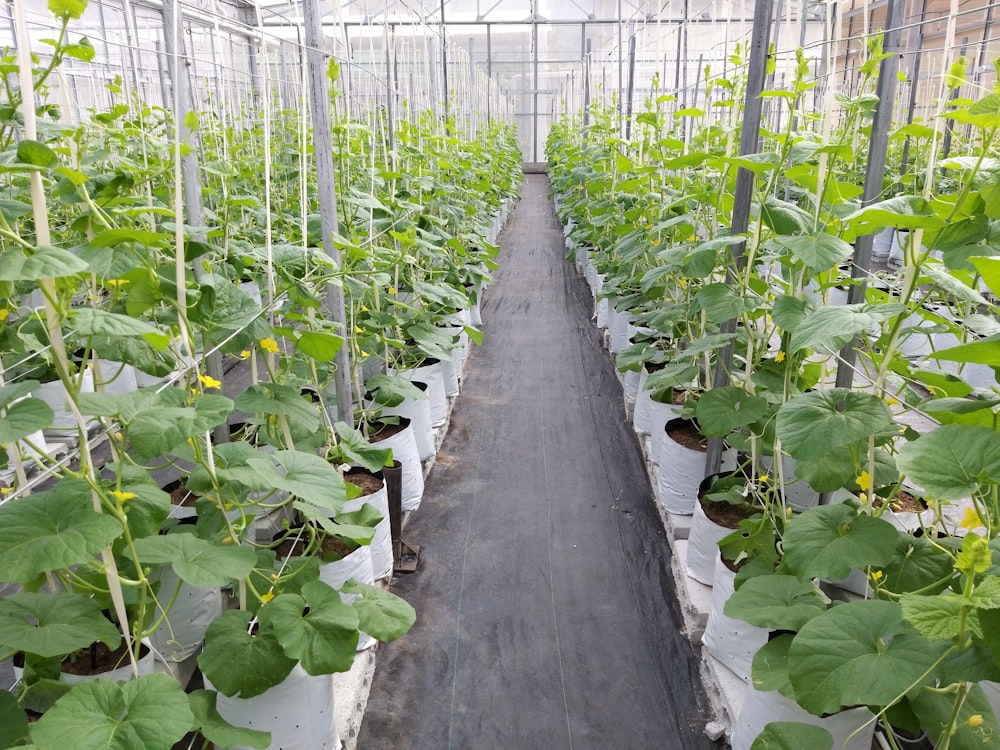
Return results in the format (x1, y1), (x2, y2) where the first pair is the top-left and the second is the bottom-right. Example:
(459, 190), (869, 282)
(358, 175), (719, 750)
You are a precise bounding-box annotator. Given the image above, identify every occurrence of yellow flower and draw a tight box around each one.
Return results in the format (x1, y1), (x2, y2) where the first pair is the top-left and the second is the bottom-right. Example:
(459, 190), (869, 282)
(360, 304), (369, 312)
(103, 278), (128, 288)
(238, 350), (252, 360)
(856, 471), (872, 492)
(967, 715), (984, 728)
(354, 326), (364, 334)
(869, 569), (884, 583)
(259, 337), (280, 354)
(884, 396), (900, 406)
(388, 287), (397, 295)
(0, 308), (8, 322)
(110, 489), (137, 503)
(774, 351), (786, 363)
(260, 590), (275, 604)
(960, 507), (985, 531)
(759, 473), (770, 483)
(1, 486), (12, 495)
(198, 374), (221, 390)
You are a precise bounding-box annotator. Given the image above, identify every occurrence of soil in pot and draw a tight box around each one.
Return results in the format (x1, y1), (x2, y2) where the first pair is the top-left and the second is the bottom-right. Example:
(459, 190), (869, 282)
(685, 473), (760, 585)
(60, 640), (150, 678)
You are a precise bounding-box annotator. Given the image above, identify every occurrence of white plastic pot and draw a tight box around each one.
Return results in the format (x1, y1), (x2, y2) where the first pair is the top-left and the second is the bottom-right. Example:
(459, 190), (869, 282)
(607, 302), (636, 355)
(730, 684), (875, 750)
(149, 567), (222, 662)
(375, 381), (435, 462)
(35, 369), (95, 436)
(648, 394), (684, 464)
(371, 418), (425, 512)
(397, 360), (448, 427)
(343, 470), (393, 580)
(208, 667), (340, 750)
(701, 558), (767, 682)
(759, 454), (819, 512)
(632, 367), (651, 436)
(686, 499), (732, 586)
(654, 419), (712, 515)
(92, 360), (138, 396)
(60, 639), (157, 686)
(319, 545), (377, 650)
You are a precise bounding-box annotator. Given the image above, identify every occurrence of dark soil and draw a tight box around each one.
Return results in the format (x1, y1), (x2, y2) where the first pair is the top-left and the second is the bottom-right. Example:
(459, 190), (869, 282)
(701, 495), (758, 529)
(370, 417), (410, 442)
(666, 420), (706, 452)
(61, 640), (149, 676)
(345, 470), (383, 497)
(275, 531), (352, 559)
(166, 481), (196, 507)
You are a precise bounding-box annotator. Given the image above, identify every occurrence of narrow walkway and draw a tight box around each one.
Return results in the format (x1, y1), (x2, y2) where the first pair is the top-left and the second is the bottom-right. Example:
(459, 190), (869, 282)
(358, 175), (717, 749)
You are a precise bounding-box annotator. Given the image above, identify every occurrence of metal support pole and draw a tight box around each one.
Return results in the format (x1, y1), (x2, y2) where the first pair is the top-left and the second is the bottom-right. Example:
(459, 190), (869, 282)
(162, 0), (228, 445)
(704, 0), (775, 477)
(385, 25), (396, 169)
(834, 0), (904, 391)
(583, 38), (591, 132)
(624, 23), (636, 140)
(303, 0), (354, 425)
(486, 24), (492, 121)
(440, 0), (449, 119)
(532, 16), (539, 161)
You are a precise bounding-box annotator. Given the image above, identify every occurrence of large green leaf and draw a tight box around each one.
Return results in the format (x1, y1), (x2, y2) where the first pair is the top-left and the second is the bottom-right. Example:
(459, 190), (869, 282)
(48, 0), (87, 20)
(789, 303), (906, 353)
(750, 722), (833, 750)
(925, 333), (1000, 367)
(882, 534), (955, 596)
(0, 488), (122, 583)
(776, 389), (896, 462)
(0, 689), (29, 748)
(971, 256), (1000, 298)
(0, 396), (54, 443)
(342, 581), (416, 642)
(896, 425), (1000, 500)
(900, 592), (969, 642)
(189, 275), (270, 350)
(365, 375), (427, 406)
(333, 422), (392, 473)
(0, 591), (121, 659)
(186, 690), (270, 749)
(695, 283), (744, 323)
(788, 600), (948, 716)
(126, 407), (198, 460)
(245, 450), (347, 512)
(296, 331), (344, 361)
(761, 196), (816, 235)
(751, 634), (794, 696)
(908, 684), (999, 750)
(132, 533), (256, 588)
(198, 609), (296, 698)
(772, 234), (854, 273)
(845, 195), (944, 233)
(16, 140), (58, 167)
(694, 387), (769, 436)
(68, 309), (169, 349)
(0, 246), (89, 281)
(263, 580), (359, 675)
(781, 503), (900, 581)
(723, 575), (828, 631)
(30, 674), (194, 750)
(234, 384), (321, 434)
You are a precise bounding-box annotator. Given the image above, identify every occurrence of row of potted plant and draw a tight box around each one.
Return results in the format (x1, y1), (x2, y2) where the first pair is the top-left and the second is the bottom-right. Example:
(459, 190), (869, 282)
(0, 2), (521, 748)
(547, 39), (1000, 750)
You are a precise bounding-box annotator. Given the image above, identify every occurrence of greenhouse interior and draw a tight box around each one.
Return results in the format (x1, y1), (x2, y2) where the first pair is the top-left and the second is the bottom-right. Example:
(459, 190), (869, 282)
(1, 0), (1000, 748)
